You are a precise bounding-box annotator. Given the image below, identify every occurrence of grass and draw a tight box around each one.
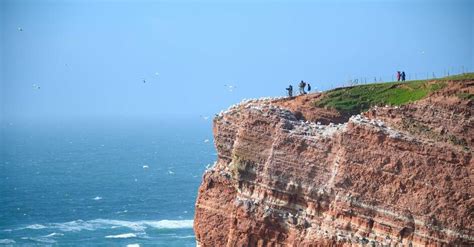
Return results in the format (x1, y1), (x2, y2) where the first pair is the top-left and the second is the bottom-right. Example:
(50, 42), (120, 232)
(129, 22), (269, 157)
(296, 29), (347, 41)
(315, 72), (474, 114)
(438, 73), (474, 81)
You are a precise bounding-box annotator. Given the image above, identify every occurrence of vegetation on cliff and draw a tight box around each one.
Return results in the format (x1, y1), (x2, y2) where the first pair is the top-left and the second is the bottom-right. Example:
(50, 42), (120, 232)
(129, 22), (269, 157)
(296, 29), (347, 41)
(315, 73), (474, 114)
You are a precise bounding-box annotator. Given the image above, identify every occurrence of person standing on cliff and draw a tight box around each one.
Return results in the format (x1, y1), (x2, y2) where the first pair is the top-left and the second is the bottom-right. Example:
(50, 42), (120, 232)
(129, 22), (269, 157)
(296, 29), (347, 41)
(286, 85), (293, 97)
(396, 71), (401, 81)
(299, 80), (306, 95)
(401, 71), (406, 81)
(307, 83), (311, 92)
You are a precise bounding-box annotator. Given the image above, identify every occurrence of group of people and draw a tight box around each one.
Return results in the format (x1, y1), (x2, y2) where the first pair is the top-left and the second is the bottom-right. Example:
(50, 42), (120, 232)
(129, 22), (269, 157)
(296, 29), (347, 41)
(285, 71), (407, 98)
(397, 71), (406, 81)
(286, 80), (311, 97)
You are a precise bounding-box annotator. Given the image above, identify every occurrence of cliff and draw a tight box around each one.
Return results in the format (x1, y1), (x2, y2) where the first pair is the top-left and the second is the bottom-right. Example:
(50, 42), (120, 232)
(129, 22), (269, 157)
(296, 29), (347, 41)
(194, 78), (473, 246)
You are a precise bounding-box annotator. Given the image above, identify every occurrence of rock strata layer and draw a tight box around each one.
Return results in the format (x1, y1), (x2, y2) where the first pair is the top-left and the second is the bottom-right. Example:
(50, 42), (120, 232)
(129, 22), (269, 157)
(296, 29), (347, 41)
(194, 81), (473, 246)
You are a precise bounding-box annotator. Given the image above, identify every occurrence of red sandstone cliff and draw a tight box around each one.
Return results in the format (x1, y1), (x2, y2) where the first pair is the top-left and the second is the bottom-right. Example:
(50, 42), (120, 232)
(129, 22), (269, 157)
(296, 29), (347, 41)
(194, 80), (473, 246)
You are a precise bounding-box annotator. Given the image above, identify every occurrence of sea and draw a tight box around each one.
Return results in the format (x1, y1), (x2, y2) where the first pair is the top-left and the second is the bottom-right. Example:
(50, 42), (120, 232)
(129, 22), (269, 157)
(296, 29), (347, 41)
(0, 117), (215, 246)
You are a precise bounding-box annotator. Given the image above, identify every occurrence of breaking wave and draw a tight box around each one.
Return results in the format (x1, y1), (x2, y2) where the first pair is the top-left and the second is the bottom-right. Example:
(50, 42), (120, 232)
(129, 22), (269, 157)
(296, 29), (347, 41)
(17, 219), (193, 232)
(20, 237), (56, 244)
(105, 233), (137, 239)
(0, 239), (16, 244)
(24, 224), (46, 230)
(175, 235), (195, 239)
(43, 232), (64, 238)
(18, 232), (64, 244)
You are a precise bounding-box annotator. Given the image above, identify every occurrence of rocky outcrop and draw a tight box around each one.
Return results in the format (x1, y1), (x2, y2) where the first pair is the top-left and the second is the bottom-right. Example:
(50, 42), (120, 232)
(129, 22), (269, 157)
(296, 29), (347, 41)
(194, 81), (473, 246)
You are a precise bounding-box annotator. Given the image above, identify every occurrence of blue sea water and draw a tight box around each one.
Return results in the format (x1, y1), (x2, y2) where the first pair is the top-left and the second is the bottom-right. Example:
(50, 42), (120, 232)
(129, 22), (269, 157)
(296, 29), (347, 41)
(0, 118), (215, 246)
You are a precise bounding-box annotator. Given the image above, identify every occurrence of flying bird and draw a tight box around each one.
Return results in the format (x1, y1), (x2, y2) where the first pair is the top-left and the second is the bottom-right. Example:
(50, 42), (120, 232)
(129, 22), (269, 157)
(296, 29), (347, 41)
(32, 84), (40, 90)
(18, 27), (23, 31)
(224, 84), (236, 92)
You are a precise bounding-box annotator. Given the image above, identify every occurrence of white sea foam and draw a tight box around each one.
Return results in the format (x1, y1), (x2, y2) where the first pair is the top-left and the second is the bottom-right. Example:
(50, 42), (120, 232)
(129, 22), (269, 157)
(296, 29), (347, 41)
(127, 244), (140, 247)
(17, 219), (193, 232)
(51, 220), (98, 232)
(105, 233), (137, 239)
(0, 239), (15, 244)
(142, 220), (193, 229)
(21, 237), (56, 244)
(17, 232), (64, 245)
(24, 224), (46, 230)
(43, 232), (63, 238)
(91, 219), (146, 231)
(93, 196), (102, 201)
(175, 235), (195, 239)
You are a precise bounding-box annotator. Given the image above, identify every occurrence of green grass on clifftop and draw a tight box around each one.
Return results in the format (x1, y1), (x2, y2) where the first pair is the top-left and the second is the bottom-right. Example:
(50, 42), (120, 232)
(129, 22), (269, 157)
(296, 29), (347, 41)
(440, 73), (474, 80)
(315, 73), (473, 114)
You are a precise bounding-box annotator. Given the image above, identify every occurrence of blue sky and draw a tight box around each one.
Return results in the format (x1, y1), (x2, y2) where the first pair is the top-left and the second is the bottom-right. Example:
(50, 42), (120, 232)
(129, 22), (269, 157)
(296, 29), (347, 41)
(1, 0), (472, 122)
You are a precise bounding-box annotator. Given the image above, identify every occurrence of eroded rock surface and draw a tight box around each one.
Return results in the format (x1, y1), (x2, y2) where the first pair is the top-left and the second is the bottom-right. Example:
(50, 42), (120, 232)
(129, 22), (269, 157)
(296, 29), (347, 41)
(194, 81), (473, 246)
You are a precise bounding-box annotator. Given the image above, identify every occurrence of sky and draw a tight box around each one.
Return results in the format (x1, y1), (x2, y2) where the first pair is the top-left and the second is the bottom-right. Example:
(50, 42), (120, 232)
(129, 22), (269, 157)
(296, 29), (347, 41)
(0, 0), (473, 122)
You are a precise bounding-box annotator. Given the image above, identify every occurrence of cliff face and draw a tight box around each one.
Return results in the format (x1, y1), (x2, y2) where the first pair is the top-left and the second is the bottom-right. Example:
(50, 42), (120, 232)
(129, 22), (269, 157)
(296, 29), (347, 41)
(194, 80), (473, 246)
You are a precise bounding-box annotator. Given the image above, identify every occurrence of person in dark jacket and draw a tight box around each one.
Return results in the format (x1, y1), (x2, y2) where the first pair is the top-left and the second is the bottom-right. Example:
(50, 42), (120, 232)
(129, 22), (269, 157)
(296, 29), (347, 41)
(286, 85), (293, 97)
(307, 83), (311, 92)
(299, 80), (306, 95)
(401, 71), (406, 81)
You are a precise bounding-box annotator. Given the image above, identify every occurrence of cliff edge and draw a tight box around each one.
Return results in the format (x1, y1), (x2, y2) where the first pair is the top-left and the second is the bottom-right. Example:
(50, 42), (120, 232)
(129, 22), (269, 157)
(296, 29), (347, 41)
(194, 77), (473, 246)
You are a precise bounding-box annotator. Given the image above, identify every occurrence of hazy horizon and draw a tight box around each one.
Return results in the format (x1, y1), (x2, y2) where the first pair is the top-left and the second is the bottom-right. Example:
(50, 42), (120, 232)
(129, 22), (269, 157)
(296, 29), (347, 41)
(1, 0), (473, 123)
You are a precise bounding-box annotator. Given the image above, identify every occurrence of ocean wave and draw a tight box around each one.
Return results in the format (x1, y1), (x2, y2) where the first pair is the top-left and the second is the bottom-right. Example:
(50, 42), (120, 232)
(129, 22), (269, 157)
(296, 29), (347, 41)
(51, 220), (99, 232)
(175, 235), (195, 239)
(91, 219), (146, 231)
(126, 244), (140, 247)
(0, 239), (16, 245)
(43, 232), (64, 238)
(24, 224), (46, 230)
(142, 220), (193, 229)
(21, 237), (56, 244)
(17, 219), (193, 232)
(105, 233), (137, 239)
